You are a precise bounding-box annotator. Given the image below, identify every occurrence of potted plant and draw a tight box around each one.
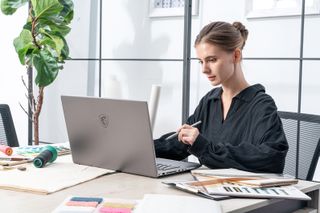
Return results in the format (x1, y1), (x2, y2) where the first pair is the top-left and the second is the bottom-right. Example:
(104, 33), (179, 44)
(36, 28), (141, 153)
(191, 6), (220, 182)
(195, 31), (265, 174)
(1, 0), (74, 145)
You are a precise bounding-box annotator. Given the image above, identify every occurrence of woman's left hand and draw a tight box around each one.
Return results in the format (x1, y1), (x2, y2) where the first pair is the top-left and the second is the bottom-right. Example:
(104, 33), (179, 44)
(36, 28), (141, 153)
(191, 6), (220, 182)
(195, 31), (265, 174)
(177, 124), (200, 146)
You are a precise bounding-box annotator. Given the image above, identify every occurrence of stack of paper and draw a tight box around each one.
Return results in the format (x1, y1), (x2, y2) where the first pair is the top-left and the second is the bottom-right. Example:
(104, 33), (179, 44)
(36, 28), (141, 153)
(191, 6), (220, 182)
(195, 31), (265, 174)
(163, 168), (310, 200)
(192, 168), (297, 187)
(237, 178), (298, 187)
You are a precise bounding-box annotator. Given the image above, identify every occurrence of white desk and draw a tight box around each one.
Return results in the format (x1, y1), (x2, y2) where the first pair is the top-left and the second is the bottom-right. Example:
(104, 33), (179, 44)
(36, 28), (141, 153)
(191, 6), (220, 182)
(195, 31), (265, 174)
(0, 172), (319, 213)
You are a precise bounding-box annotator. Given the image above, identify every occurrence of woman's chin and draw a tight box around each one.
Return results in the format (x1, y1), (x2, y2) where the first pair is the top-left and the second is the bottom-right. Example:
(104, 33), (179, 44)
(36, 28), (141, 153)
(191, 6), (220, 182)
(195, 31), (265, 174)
(210, 81), (220, 86)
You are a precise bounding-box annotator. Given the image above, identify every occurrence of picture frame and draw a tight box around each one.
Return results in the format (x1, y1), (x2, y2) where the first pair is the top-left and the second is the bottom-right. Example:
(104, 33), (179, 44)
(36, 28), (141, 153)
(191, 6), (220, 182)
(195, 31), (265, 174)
(149, 0), (199, 17)
(246, 0), (320, 19)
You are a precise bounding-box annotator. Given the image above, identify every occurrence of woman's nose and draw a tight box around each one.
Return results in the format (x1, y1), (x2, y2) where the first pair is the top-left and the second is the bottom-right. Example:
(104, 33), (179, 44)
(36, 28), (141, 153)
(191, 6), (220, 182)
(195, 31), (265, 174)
(202, 63), (209, 74)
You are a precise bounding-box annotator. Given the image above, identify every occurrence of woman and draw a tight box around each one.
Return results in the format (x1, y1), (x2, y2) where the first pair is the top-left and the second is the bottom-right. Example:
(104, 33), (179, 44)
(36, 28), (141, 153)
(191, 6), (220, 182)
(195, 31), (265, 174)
(154, 21), (288, 173)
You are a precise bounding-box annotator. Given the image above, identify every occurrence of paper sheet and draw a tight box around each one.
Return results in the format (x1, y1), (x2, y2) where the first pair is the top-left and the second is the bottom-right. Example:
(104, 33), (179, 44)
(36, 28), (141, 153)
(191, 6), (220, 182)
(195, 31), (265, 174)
(134, 194), (222, 213)
(0, 155), (114, 194)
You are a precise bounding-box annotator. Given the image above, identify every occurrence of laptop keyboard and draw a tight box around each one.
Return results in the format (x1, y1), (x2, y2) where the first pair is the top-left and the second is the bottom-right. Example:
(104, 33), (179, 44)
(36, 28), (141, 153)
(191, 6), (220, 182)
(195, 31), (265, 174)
(156, 163), (180, 171)
(155, 158), (201, 176)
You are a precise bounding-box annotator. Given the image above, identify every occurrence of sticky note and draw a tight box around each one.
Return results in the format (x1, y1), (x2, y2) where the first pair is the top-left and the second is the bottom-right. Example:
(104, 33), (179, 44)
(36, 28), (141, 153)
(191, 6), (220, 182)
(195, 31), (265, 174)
(99, 207), (132, 213)
(102, 202), (136, 209)
(70, 197), (103, 204)
(65, 201), (99, 207)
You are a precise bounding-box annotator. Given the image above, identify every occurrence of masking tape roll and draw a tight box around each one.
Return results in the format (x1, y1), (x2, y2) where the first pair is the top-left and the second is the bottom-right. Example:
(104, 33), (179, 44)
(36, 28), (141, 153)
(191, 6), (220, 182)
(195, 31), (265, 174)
(0, 145), (13, 156)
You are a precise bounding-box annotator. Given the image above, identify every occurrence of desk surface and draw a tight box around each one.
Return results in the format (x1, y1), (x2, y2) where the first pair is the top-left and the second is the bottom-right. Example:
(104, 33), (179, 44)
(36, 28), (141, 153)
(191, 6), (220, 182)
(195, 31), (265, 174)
(0, 171), (319, 213)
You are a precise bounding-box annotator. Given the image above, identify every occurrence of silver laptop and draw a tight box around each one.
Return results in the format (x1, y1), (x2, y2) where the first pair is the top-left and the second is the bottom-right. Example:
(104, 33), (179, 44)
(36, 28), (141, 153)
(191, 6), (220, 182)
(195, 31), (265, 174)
(61, 95), (200, 178)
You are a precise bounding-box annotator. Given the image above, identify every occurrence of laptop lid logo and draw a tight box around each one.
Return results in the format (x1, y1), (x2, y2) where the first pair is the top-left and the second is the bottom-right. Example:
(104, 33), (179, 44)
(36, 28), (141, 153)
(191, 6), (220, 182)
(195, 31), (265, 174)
(99, 114), (110, 128)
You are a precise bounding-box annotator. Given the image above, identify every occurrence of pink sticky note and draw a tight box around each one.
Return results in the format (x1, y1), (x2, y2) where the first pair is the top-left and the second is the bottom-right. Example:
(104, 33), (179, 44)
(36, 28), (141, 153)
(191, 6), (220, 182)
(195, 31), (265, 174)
(99, 207), (131, 213)
(65, 201), (98, 207)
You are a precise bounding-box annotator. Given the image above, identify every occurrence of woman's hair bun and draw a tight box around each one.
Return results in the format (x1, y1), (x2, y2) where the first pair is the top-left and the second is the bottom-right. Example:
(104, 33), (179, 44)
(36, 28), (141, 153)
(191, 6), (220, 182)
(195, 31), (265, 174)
(232, 22), (248, 42)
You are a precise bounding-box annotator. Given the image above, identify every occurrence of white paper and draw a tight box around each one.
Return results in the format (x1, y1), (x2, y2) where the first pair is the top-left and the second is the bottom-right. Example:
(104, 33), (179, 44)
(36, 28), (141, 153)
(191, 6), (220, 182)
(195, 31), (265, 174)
(0, 155), (114, 194)
(206, 184), (311, 200)
(191, 168), (289, 178)
(313, 159), (320, 181)
(134, 194), (222, 213)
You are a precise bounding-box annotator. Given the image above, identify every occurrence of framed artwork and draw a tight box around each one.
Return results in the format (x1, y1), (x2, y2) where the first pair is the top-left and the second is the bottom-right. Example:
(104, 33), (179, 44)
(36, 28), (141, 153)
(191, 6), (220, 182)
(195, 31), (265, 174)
(149, 0), (199, 17)
(246, 0), (320, 18)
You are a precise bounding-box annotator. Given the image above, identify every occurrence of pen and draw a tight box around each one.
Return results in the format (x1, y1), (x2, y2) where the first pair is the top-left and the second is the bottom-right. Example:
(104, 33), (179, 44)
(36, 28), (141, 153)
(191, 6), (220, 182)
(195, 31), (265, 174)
(0, 159), (33, 167)
(188, 177), (262, 187)
(165, 120), (202, 140)
(0, 157), (32, 161)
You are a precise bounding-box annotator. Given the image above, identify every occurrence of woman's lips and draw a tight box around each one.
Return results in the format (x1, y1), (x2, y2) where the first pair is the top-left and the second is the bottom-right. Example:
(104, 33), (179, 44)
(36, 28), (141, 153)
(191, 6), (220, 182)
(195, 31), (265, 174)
(207, 76), (216, 81)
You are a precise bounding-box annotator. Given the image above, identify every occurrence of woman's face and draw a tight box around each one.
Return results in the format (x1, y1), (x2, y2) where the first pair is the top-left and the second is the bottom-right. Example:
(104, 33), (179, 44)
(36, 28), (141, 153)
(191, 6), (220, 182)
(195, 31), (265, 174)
(195, 42), (236, 86)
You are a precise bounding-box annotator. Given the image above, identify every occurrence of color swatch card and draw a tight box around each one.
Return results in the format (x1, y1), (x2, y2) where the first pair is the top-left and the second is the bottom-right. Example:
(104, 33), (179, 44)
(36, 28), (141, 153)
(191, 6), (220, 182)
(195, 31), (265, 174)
(52, 196), (138, 213)
(175, 175), (310, 200)
(206, 184), (311, 200)
(164, 171), (310, 201)
(183, 168), (310, 200)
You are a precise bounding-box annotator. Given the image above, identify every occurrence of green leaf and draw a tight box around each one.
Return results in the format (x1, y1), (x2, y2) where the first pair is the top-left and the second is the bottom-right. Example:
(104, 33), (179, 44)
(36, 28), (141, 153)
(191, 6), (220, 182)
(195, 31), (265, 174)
(0, 0), (28, 15)
(59, 0), (73, 24)
(59, 36), (69, 60)
(13, 29), (36, 65)
(37, 19), (71, 36)
(40, 29), (64, 56)
(31, 0), (63, 19)
(4, 0), (74, 88)
(33, 50), (60, 87)
(23, 21), (32, 31)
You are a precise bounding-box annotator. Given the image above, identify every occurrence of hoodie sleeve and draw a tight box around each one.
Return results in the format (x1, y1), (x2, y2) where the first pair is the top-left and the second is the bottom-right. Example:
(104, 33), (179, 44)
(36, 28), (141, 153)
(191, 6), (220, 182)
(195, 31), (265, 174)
(154, 94), (207, 160)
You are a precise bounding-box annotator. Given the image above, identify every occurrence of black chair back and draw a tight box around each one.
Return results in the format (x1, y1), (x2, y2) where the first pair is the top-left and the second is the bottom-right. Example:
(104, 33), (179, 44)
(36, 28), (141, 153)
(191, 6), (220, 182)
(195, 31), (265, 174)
(278, 111), (320, 180)
(0, 104), (19, 147)
(307, 138), (320, 181)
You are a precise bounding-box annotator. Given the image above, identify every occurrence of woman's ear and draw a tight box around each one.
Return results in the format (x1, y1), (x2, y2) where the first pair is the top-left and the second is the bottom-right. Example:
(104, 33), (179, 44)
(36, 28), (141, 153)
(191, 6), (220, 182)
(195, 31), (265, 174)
(233, 49), (242, 63)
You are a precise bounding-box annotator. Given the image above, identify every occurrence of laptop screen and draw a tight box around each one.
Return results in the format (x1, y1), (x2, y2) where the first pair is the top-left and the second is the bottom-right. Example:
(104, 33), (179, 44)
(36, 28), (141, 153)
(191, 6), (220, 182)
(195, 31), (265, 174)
(61, 95), (159, 177)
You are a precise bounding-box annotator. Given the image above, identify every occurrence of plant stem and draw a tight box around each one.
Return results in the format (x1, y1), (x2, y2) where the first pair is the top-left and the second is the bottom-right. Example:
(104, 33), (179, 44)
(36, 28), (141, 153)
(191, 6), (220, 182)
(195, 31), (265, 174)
(33, 86), (44, 145)
(29, 4), (41, 50)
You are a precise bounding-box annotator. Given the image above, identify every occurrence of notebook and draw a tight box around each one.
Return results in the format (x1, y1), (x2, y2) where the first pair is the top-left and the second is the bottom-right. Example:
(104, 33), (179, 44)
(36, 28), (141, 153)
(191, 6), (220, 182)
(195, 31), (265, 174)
(61, 95), (200, 178)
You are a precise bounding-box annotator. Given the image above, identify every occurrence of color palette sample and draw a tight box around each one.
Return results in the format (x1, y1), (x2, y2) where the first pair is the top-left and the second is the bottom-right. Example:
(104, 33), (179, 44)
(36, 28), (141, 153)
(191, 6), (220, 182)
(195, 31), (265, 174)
(52, 196), (137, 213)
(205, 184), (311, 200)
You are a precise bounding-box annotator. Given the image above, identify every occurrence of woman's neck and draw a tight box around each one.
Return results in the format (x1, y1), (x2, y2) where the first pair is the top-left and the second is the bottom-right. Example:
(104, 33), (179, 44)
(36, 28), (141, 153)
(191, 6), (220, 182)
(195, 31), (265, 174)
(221, 67), (249, 100)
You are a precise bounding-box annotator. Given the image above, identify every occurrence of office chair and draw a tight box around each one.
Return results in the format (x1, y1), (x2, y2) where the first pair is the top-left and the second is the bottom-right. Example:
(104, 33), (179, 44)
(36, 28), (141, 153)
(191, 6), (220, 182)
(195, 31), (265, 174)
(306, 138), (320, 181)
(278, 111), (320, 180)
(0, 104), (19, 147)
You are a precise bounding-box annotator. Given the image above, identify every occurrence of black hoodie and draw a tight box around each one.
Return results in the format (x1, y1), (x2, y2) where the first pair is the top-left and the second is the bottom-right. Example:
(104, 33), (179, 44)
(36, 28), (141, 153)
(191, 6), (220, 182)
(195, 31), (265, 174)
(154, 84), (288, 173)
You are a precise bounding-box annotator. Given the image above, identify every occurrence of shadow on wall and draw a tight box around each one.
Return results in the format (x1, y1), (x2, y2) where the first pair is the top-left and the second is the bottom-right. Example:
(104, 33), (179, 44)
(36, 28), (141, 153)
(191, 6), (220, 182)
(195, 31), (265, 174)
(107, 0), (169, 101)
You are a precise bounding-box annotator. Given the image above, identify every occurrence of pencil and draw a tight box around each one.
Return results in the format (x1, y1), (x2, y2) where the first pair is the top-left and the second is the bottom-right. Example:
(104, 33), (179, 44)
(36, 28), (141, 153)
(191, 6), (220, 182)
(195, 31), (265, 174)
(189, 177), (262, 187)
(0, 157), (32, 161)
(165, 120), (202, 140)
(1, 159), (33, 167)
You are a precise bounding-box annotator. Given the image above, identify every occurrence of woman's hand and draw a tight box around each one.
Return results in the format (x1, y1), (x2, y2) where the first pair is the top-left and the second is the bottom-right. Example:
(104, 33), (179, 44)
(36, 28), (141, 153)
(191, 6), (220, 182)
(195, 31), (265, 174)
(177, 124), (200, 146)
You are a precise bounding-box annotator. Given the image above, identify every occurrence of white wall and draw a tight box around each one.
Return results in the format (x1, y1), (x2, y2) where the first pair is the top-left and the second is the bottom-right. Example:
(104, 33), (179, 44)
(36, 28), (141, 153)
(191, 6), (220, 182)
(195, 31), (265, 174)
(2, 0), (320, 146)
(0, 1), (93, 145)
(38, 0), (93, 144)
(0, 5), (29, 145)
(99, 0), (200, 138)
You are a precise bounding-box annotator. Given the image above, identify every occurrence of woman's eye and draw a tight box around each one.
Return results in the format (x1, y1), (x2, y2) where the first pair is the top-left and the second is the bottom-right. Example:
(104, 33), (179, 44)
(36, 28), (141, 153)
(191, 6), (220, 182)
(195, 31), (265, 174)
(208, 58), (216, 62)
